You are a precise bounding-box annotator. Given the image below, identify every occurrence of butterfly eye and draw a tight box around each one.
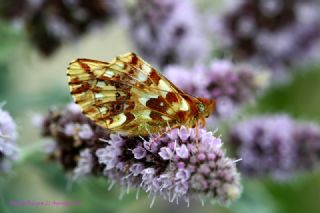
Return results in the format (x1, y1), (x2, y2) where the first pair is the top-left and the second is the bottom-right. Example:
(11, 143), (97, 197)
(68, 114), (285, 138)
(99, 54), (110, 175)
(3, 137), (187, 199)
(197, 103), (205, 113)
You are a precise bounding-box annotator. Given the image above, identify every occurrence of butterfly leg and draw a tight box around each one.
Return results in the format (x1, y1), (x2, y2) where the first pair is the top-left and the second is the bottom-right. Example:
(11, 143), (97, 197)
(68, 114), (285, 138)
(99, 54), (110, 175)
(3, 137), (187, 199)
(195, 119), (199, 149)
(149, 124), (181, 145)
(200, 116), (206, 128)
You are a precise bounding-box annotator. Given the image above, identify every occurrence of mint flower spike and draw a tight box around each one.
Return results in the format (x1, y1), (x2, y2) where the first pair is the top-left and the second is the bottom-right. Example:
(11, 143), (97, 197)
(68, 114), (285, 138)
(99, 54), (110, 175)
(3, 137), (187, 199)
(96, 126), (242, 206)
(230, 115), (320, 180)
(0, 105), (19, 173)
(38, 103), (110, 174)
(0, 0), (120, 56)
(39, 104), (242, 206)
(126, 0), (208, 68)
(217, 0), (320, 76)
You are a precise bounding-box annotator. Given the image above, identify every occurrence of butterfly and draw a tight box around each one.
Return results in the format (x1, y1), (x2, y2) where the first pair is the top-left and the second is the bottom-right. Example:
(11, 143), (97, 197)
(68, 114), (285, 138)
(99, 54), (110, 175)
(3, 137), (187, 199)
(67, 52), (215, 143)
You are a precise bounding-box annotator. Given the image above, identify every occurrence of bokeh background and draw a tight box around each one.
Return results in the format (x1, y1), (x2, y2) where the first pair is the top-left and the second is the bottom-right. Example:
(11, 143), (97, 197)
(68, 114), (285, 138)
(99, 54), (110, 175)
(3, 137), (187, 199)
(1, 0), (320, 213)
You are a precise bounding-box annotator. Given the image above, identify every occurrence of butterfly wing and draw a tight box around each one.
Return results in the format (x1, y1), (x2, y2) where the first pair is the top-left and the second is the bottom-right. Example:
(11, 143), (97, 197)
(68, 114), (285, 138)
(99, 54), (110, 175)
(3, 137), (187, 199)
(67, 52), (192, 135)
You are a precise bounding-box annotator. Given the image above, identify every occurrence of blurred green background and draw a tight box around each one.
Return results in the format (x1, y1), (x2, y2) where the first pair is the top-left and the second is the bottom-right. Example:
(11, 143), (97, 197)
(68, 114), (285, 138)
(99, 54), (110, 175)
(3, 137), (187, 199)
(1, 3), (320, 213)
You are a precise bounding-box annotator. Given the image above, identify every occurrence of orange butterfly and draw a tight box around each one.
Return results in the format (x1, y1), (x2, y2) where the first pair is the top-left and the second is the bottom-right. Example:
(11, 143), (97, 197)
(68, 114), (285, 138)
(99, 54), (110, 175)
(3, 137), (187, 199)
(67, 52), (215, 144)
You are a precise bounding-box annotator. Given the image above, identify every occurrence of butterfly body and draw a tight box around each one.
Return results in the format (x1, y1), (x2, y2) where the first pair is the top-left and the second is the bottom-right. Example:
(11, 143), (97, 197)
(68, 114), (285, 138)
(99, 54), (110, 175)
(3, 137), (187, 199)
(67, 52), (215, 136)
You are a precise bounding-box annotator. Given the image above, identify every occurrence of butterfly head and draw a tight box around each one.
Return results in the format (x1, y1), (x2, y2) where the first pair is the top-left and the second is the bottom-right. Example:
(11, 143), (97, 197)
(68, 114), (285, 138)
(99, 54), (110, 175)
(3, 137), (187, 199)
(196, 97), (216, 118)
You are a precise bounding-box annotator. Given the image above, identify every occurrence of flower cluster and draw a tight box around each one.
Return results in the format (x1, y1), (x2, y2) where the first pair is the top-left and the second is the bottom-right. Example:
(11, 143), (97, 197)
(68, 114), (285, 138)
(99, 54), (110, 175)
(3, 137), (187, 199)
(0, 0), (119, 56)
(39, 104), (242, 205)
(229, 115), (320, 180)
(165, 60), (269, 119)
(0, 105), (19, 173)
(217, 0), (320, 75)
(96, 127), (242, 206)
(38, 103), (109, 175)
(126, 0), (208, 68)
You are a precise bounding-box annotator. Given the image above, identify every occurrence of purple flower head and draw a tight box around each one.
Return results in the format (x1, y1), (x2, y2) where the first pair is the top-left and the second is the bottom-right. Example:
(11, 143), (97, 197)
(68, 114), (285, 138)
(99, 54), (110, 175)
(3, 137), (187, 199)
(39, 104), (242, 205)
(217, 0), (320, 76)
(164, 60), (269, 119)
(0, 105), (19, 173)
(96, 126), (242, 206)
(39, 103), (110, 174)
(229, 115), (320, 180)
(126, 0), (208, 68)
(0, 0), (120, 56)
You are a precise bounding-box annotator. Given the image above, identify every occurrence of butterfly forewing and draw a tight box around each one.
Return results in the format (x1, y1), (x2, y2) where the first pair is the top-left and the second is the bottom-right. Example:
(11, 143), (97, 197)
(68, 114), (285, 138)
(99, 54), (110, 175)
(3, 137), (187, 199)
(67, 52), (192, 135)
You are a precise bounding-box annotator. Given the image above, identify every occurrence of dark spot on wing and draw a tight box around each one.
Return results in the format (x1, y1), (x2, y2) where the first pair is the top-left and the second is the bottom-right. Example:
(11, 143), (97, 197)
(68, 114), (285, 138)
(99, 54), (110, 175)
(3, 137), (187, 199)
(166, 92), (179, 103)
(78, 61), (91, 73)
(150, 111), (163, 121)
(149, 69), (161, 85)
(146, 96), (168, 113)
(131, 54), (138, 65)
(124, 112), (135, 124)
(70, 82), (91, 94)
